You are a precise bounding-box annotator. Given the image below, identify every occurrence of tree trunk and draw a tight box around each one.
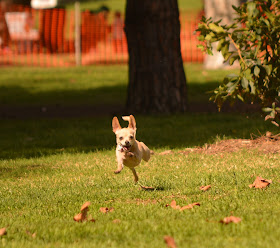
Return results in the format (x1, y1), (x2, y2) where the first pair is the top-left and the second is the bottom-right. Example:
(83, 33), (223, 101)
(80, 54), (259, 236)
(124, 0), (187, 114)
(204, 0), (242, 69)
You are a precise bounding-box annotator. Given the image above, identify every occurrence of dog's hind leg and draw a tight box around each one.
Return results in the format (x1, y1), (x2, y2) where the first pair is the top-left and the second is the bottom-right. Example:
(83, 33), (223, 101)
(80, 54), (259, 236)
(129, 167), (139, 183)
(114, 163), (124, 174)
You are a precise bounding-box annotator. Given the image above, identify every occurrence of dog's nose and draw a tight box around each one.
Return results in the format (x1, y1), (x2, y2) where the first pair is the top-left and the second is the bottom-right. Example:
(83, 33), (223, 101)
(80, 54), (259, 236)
(125, 141), (130, 145)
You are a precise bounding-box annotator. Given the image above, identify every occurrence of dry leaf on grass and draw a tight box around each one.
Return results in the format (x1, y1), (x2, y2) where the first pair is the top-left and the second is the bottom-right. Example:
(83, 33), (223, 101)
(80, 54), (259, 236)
(249, 176), (272, 189)
(74, 201), (91, 222)
(140, 185), (155, 191)
(159, 150), (173, 155)
(26, 230), (36, 238)
(199, 185), (211, 191)
(80, 201), (91, 211)
(170, 200), (181, 210)
(100, 207), (114, 214)
(166, 200), (200, 211)
(220, 216), (241, 224)
(180, 202), (200, 211)
(0, 227), (7, 236)
(112, 219), (121, 224)
(164, 236), (177, 248)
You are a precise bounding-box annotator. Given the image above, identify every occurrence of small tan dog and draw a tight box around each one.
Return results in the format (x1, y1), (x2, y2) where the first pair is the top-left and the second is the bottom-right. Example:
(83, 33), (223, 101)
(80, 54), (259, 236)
(112, 115), (150, 182)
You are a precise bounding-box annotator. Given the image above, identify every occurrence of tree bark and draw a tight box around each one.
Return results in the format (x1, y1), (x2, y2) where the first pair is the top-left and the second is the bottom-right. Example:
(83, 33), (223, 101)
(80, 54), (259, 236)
(124, 0), (187, 114)
(204, 0), (242, 69)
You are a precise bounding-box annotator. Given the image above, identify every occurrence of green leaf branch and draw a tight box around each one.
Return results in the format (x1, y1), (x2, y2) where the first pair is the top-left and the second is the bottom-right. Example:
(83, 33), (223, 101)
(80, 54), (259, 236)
(197, 0), (280, 127)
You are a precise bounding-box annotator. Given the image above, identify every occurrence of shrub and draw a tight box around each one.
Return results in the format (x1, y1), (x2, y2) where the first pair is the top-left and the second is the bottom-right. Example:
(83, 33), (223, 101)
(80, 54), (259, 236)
(197, 0), (280, 127)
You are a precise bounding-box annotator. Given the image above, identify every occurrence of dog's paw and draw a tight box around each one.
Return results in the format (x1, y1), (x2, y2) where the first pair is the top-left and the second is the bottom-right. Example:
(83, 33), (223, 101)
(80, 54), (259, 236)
(114, 170), (121, 174)
(126, 152), (134, 157)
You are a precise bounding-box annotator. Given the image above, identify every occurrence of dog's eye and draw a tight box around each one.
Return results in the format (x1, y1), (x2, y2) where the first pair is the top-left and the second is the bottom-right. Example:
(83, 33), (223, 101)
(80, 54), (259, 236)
(129, 135), (134, 140)
(119, 136), (123, 140)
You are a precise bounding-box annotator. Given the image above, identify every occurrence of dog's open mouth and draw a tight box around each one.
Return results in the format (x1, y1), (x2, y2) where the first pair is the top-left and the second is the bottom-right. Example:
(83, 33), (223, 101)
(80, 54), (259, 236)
(118, 144), (131, 152)
(122, 145), (131, 151)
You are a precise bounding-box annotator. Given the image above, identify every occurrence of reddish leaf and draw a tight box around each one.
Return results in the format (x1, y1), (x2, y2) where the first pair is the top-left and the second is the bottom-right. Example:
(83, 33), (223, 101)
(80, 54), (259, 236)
(170, 200), (181, 210)
(100, 207), (114, 214)
(140, 185), (155, 191)
(73, 213), (84, 222)
(80, 201), (91, 211)
(0, 227), (7, 236)
(74, 201), (91, 222)
(159, 150), (173, 155)
(265, 115), (274, 121)
(271, 121), (279, 127)
(180, 202), (200, 211)
(199, 185), (211, 191)
(220, 216), (241, 224)
(249, 176), (272, 189)
(164, 236), (177, 248)
(167, 200), (200, 211)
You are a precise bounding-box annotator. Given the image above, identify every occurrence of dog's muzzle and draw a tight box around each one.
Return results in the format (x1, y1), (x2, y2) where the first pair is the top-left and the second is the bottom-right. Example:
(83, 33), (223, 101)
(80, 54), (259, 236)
(118, 144), (131, 152)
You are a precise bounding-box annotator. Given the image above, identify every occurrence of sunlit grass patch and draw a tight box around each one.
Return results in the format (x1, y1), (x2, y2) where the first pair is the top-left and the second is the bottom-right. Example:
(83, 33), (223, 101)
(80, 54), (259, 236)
(0, 148), (279, 247)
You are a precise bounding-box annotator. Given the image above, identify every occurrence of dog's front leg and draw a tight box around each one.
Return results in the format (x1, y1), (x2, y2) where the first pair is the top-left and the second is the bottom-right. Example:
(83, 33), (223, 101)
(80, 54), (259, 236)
(129, 167), (139, 183)
(114, 163), (124, 174)
(126, 152), (141, 164)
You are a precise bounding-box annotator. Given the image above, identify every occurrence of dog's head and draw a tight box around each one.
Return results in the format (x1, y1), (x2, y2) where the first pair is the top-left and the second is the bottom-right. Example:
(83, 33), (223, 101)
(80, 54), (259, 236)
(112, 115), (136, 151)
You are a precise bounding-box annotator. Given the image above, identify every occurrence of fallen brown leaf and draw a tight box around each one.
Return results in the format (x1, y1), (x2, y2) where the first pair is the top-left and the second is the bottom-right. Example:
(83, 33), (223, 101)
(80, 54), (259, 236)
(74, 201), (91, 222)
(112, 219), (121, 224)
(80, 201), (91, 211)
(26, 230), (36, 238)
(73, 213), (84, 222)
(140, 185), (155, 191)
(164, 236), (177, 248)
(249, 176), (272, 189)
(167, 200), (200, 211)
(159, 150), (173, 155)
(180, 202), (200, 211)
(100, 207), (114, 214)
(220, 216), (241, 224)
(199, 185), (211, 191)
(170, 200), (181, 210)
(0, 227), (7, 236)
(266, 131), (272, 137)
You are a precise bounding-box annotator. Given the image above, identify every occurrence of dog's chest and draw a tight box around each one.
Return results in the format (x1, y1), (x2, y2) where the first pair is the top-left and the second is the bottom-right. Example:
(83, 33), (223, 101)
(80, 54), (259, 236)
(116, 147), (141, 168)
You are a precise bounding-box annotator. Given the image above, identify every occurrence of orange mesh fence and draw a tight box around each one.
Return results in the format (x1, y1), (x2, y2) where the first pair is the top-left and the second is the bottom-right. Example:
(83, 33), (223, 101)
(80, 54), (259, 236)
(0, 5), (204, 67)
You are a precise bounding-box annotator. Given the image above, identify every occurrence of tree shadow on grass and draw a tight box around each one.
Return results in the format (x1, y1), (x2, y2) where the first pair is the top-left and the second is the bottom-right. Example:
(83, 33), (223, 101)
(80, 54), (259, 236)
(0, 111), (277, 160)
(0, 163), (54, 180)
(0, 81), (276, 160)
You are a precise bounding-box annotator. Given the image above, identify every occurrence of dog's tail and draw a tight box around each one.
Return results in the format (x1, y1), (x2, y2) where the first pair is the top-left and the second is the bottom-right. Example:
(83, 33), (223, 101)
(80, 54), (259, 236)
(122, 115), (136, 130)
(122, 116), (130, 122)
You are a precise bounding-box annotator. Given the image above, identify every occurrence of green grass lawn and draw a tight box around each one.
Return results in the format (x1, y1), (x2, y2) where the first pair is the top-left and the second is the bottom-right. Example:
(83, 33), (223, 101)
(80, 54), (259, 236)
(0, 64), (279, 247)
(0, 64), (227, 107)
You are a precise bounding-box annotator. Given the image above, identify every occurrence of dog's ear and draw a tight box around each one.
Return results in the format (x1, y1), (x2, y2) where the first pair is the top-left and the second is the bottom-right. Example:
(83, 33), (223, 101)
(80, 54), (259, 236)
(112, 117), (121, 133)
(128, 115), (136, 130)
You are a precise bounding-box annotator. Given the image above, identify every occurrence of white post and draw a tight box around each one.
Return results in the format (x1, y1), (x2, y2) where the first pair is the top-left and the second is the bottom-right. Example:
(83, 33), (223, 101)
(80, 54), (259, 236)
(75, 1), (81, 66)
